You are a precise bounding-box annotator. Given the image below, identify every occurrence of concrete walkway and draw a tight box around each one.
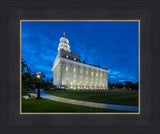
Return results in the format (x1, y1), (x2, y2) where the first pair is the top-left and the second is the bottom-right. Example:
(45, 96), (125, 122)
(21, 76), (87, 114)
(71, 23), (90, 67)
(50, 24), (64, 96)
(32, 90), (138, 112)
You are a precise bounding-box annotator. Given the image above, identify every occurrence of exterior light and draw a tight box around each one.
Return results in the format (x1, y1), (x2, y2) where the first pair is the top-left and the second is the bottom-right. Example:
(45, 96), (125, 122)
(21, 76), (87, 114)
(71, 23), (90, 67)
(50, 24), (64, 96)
(37, 74), (41, 79)
(36, 72), (42, 99)
(36, 72), (41, 79)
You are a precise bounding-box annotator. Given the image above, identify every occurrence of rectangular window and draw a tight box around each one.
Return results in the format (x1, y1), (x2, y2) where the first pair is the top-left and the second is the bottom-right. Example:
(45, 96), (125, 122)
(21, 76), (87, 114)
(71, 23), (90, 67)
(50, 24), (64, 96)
(80, 81), (83, 85)
(80, 76), (83, 79)
(86, 71), (88, 75)
(100, 74), (102, 77)
(74, 75), (76, 78)
(80, 70), (83, 74)
(96, 73), (98, 77)
(66, 67), (68, 72)
(73, 68), (76, 73)
(91, 72), (94, 76)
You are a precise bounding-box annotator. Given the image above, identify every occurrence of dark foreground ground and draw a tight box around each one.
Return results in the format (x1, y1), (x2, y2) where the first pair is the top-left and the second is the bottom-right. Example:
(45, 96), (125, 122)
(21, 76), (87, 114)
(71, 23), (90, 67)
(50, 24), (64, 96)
(22, 90), (138, 113)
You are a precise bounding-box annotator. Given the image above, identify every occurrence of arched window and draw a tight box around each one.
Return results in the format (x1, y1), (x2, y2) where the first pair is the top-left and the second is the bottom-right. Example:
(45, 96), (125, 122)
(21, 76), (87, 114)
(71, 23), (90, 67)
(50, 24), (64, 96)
(91, 72), (94, 76)
(86, 71), (88, 75)
(66, 80), (69, 85)
(73, 80), (76, 85)
(66, 67), (68, 72)
(80, 70), (83, 74)
(73, 68), (76, 73)
(80, 81), (83, 86)
(86, 81), (89, 86)
(96, 83), (98, 87)
(91, 82), (93, 86)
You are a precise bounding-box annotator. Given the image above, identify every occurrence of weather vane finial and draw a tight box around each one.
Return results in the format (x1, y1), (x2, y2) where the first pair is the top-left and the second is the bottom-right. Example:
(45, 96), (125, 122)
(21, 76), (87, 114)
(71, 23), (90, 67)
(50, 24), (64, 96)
(63, 32), (65, 37)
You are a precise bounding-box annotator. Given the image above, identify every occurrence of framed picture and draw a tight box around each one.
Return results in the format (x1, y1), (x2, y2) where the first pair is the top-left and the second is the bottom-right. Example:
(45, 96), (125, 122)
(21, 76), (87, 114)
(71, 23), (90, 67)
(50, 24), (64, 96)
(1, 0), (159, 134)
(20, 20), (139, 114)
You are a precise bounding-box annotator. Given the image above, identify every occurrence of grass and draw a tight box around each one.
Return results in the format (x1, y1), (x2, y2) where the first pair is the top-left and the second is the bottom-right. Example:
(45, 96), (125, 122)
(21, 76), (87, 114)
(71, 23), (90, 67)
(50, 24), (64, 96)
(22, 97), (130, 113)
(47, 90), (138, 106)
(21, 90), (138, 113)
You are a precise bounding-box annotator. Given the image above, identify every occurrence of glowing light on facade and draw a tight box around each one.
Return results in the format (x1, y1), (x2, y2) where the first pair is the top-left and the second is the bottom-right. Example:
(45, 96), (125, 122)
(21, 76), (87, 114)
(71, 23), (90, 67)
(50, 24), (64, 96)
(73, 80), (76, 85)
(80, 70), (83, 74)
(73, 68), (76, 73)
(66, 67), (68, 72)
(52, 33), (109, 90)
(86, 71), (88, 75)
(91, 72), (94, 76)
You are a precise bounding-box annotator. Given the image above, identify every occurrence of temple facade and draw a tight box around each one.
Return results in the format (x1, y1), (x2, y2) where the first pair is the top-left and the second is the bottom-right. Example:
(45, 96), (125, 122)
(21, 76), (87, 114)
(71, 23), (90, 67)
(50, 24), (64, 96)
(52, 33), (109, 90)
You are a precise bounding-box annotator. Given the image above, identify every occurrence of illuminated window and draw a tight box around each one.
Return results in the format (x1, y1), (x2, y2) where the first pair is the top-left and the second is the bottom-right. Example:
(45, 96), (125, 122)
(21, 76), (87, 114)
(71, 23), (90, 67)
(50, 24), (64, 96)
(74, 80), (76, 85)
(66, 80), (69, 85)
(86, 82), (88, 86)
(91, 72), (94, 76)
(96, 73), (98, 77)
(100, 74), (102, 77)
(86, 71), (88, 75)
(74, 58), (76, 60)
(86, 77), (88, 79)
(73, 75), (76, 78)
(96, 83), (98, 87)
(91, 82), (93, 86)
(91, 78), (94, 80)
(73, 68), (76, 73)
(80, 70), (83, 74)
(66, 55), (69, 58)
(66, 67), (68, 72)
(80, 81), (83, 86)
(80, 76), (83, 79)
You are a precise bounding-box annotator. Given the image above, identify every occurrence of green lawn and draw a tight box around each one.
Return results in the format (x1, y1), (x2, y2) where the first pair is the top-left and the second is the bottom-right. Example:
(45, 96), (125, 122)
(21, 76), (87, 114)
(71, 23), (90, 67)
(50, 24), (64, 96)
(22, 97), (129, 113)
(47, 90), (138, 106)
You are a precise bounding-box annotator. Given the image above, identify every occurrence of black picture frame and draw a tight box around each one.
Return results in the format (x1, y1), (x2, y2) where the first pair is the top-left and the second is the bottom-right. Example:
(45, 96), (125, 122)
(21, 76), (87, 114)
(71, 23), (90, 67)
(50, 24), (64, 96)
(0, 0), (160, 134)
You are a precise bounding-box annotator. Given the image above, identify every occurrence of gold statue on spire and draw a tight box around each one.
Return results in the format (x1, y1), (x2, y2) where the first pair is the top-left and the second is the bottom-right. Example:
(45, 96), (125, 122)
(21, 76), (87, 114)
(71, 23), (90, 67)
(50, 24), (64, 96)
(63, 32), (65, 37)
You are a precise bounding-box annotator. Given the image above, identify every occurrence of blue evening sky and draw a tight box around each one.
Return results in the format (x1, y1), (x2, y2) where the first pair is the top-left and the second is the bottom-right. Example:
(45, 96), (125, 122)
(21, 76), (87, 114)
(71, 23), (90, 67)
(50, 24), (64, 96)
(21, 21), (139, 83)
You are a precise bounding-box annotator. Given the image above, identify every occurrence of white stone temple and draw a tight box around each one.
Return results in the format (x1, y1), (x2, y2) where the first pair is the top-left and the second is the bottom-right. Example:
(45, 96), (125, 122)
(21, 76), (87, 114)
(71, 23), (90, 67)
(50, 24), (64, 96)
(52, 33), (109, 90)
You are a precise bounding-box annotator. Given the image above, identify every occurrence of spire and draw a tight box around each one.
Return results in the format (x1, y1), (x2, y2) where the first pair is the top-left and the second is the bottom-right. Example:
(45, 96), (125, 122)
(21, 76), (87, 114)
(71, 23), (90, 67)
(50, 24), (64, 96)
(63, 32), (65, 37)
(58, 32), (71, 52)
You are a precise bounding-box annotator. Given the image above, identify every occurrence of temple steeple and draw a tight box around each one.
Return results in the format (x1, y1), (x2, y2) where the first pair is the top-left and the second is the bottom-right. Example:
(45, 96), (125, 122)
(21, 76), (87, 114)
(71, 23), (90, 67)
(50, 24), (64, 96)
(58, 32), (71, 52)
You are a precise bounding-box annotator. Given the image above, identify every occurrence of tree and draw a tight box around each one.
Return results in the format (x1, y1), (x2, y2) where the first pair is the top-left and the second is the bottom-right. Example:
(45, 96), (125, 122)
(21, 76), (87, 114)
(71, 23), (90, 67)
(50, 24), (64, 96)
(21, 58), (33, 91)
(124, 81), (139, 90)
